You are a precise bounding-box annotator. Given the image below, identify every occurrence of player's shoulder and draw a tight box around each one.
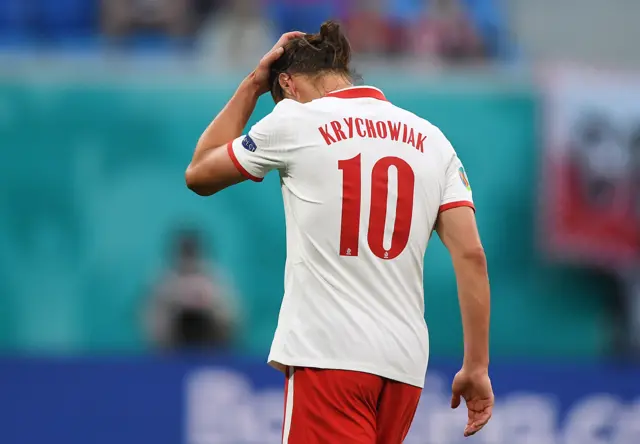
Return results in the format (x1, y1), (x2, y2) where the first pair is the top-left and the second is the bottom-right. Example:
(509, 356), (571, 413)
(258, 99), (310, 128)
(252, 99), (304, 136)
(390, 104), (454, 152)
(389, 102), (438, 132)
(271, 98), (308, 117)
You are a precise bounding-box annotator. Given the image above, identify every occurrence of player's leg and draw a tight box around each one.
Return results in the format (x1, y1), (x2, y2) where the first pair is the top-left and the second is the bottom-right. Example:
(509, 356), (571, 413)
(282, 367), (383, 444)
(375, 379), (422, 444)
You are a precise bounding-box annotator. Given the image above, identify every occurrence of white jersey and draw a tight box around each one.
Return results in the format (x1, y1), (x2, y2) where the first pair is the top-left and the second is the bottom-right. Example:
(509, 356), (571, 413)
(229, 86), (473, 388)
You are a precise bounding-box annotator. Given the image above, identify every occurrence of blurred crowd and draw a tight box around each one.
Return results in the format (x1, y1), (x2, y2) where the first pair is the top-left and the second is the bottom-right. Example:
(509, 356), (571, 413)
(144, 229), (238, 352)
(0, 0), (513, 65)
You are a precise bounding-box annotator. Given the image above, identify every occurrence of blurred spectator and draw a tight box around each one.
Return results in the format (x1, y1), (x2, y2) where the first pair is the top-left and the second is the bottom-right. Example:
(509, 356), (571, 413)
(144, 229), (237, 351)
(197, 0), (273, 66)
(347, 0), (501, 62)
(101, 0), (194, 38)
(631, 124), (640, 216)
(343, 0), (391, 55)
(409, 0), (485, 63)
(191, 0), (220, 30)
(461, 0), (513, 60)
(0, 0), (513, 61)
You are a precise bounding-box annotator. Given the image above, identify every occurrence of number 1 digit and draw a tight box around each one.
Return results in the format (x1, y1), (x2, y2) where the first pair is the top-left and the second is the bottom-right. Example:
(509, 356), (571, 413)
(338, 154), (362, 256)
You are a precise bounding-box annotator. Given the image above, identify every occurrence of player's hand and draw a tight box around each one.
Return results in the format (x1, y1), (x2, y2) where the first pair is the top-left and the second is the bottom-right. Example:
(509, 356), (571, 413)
(249, 31), (305, 96)
(451, 367), (494, 437)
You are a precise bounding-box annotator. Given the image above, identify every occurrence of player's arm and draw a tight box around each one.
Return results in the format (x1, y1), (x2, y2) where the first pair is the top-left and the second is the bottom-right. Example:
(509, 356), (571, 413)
(185, 31), (302, 196)
(185, 79), (261, 195)
(434, 129), (493, 437)
(436, 207), (490, 370)
(437, 206), (493, 437)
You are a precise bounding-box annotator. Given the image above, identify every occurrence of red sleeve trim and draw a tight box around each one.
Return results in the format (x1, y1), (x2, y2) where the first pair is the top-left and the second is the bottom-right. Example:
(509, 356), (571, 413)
(227, 142), (263, 183)
(439, 201), (475, 213)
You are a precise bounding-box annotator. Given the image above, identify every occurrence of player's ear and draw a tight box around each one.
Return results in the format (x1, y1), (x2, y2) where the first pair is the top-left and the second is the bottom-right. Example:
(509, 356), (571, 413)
(278, 73), (295, 100)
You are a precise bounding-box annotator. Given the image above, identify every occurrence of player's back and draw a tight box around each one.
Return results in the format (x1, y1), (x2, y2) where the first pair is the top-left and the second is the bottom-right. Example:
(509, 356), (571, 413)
(255, 87), (474, 388)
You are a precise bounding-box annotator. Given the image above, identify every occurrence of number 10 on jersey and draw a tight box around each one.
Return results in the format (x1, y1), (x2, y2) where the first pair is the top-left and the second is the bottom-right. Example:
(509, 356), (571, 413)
(338, 154), (415, 260)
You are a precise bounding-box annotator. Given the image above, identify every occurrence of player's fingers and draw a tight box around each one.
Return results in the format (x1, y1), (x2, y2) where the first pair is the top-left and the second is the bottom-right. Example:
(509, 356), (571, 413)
(472, 414), (491, 431)
(464, 408), (492, 436)
(261, 31), (303, 68)
(260, 47), (285, 67)
(273, 31), (305, 49)
(464, 420), (483, 437)
(476, 404), (493, 423)
(464, 425), (479, 437)
(464, 419), (488, 437)
(270, 31), (304, 53)
(450, 392), (461, 409)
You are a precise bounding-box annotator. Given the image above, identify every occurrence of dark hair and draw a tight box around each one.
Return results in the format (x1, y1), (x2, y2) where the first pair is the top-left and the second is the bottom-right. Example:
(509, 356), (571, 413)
(269, 20), (353, 102)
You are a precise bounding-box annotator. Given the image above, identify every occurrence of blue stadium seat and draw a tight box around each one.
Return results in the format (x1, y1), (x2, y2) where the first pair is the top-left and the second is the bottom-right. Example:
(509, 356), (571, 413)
(387, 0), (516, 61)
(461, 0), (510, 59)
(34, 0), (97, 39)
(268, 0), (339, 35)
(0, 0), (30, 42)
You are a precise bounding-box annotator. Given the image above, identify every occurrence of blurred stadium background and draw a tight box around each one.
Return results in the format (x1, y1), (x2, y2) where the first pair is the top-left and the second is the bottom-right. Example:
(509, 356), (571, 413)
(0, 0), (639, 443)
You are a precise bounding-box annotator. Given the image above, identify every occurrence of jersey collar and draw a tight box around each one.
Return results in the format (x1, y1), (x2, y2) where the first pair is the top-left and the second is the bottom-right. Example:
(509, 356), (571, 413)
(325, 86), (388, 102)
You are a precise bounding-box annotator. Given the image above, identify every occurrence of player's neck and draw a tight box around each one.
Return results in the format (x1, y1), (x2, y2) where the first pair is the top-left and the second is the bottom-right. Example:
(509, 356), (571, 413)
(316, 75), (353, 97)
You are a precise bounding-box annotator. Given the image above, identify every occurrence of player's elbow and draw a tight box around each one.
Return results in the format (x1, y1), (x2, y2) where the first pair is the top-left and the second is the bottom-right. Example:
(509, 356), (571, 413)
(457, 245), (487, 269)
(185, 166), (215, 196)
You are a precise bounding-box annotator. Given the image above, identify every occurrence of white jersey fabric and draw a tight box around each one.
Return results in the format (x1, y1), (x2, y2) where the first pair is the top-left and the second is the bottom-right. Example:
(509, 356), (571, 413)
(228, 86), (473, 388)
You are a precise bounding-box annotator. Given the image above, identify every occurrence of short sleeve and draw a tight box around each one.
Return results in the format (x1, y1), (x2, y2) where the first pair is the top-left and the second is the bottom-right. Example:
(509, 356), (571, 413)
(227, 101), (295, 182)
(436, 130), (475, 213)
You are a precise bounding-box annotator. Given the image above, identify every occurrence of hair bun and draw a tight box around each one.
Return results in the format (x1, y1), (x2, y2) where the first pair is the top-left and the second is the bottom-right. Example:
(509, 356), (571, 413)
(318, 20), (351, 69)
(319, 21), (341, 43)
(269, 20), (354, 102)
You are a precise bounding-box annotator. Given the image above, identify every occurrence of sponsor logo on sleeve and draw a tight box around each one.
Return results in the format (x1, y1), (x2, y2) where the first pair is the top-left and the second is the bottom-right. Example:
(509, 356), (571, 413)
(459, 166), (471, 191)
(242, 135), (258, 152)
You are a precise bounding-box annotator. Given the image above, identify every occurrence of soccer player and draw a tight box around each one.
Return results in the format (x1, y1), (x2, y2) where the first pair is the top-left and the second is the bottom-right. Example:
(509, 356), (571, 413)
(186, 21), (493, 444)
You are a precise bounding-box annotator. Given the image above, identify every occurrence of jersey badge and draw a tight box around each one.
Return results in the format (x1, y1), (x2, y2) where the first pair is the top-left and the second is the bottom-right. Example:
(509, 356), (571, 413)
(459, 166), (471, 191)
(242, 135), (258, 152)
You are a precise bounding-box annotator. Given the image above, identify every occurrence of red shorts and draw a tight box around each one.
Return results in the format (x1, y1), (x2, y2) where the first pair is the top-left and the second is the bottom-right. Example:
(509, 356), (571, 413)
(281, 367), (422, 444)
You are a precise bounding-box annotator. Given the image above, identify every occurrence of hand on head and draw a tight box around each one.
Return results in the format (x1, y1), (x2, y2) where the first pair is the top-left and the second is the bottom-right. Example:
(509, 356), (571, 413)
(250, 31), (305, 96)
(249, 21), (354, 104)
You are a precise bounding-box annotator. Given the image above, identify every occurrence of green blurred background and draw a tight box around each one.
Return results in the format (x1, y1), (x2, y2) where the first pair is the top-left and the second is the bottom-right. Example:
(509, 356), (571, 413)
(1, 2), (639, 443)
(0, 76), (615, 357)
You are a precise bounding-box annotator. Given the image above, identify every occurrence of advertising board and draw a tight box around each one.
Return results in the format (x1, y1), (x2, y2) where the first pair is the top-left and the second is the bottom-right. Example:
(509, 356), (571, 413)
(0, 357), (638, 444)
